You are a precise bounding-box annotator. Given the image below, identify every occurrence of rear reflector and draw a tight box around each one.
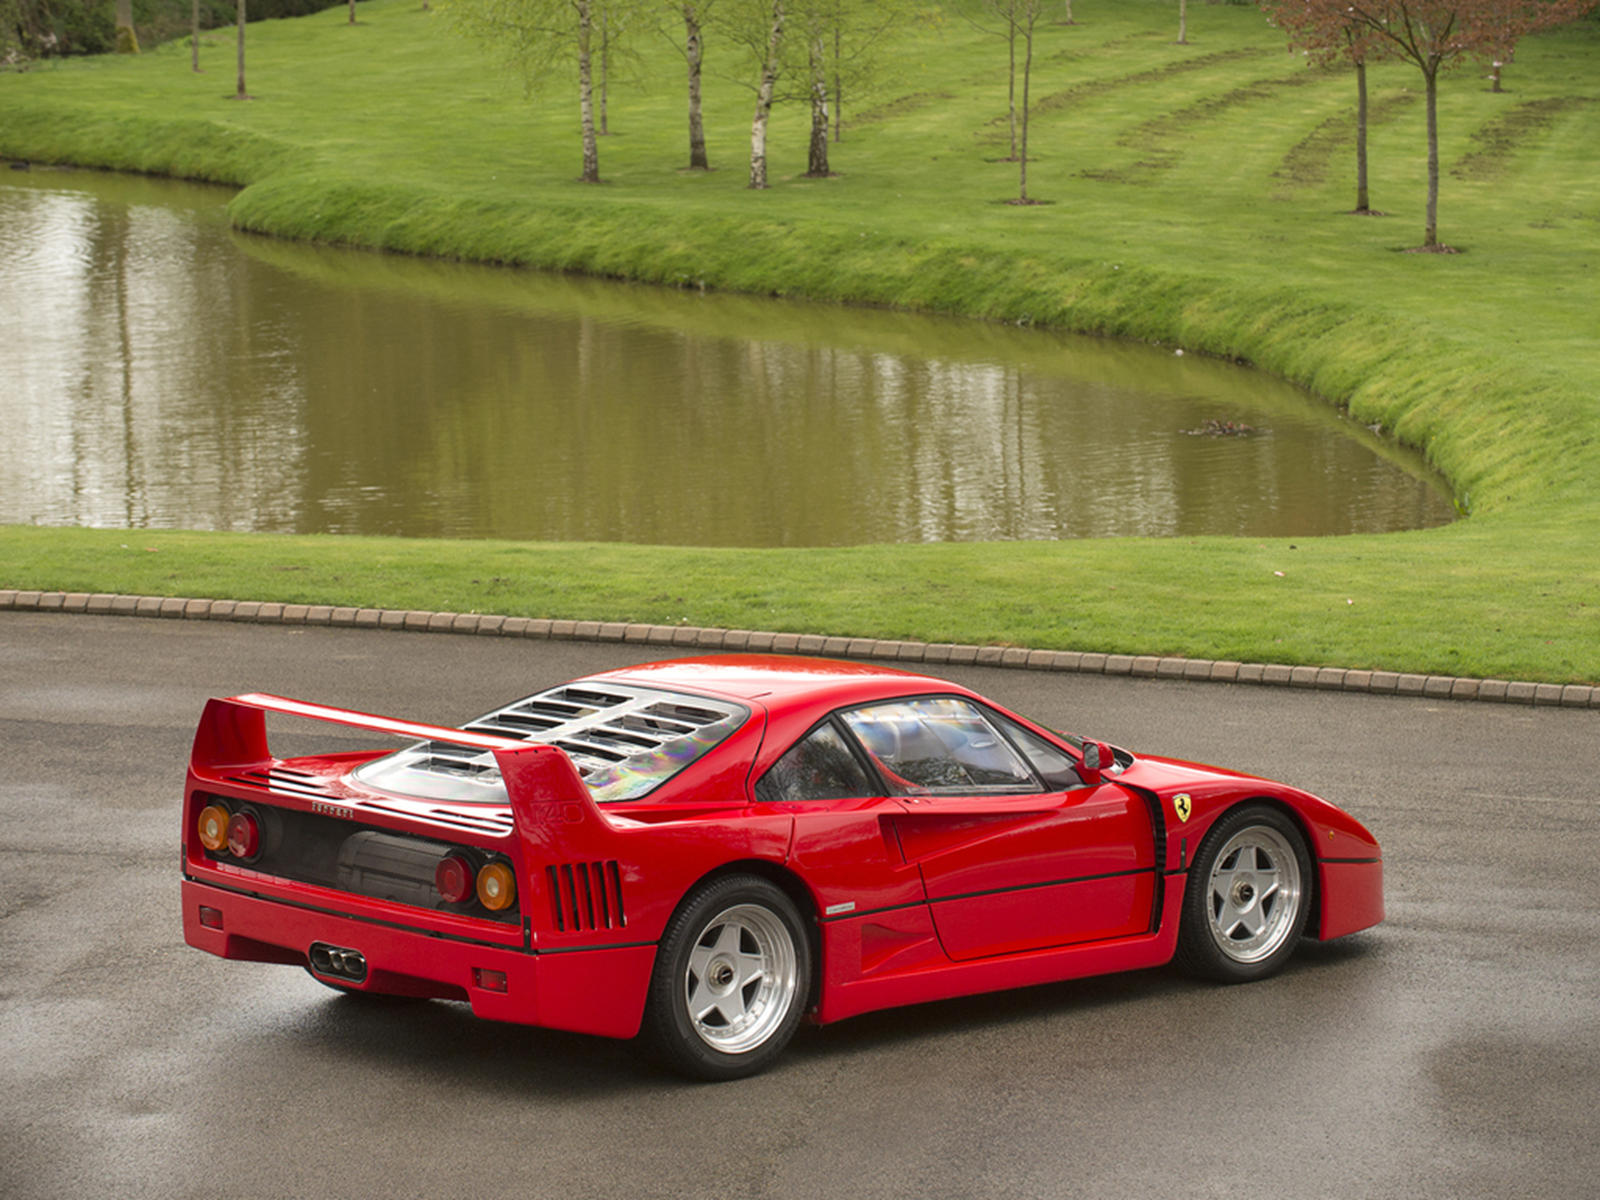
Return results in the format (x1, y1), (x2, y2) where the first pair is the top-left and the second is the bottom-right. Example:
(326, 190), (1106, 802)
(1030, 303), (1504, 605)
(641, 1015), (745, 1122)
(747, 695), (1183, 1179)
(473, 968), (508, 993)
(199, 906), (224, 930)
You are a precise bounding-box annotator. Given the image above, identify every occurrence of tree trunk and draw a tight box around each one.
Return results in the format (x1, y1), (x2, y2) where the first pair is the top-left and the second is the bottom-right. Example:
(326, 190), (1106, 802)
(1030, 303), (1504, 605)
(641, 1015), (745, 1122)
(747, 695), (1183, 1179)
(832, 26), (842, 143)
(1354, 59), (1369, 212)
(1018, 14), (1033, 201)
(748, 0), (784, 190)
(685, 6), (709, 169)
(806, 34), (829, 177)
(599, 14), (610, 136)
(1177, 0), (1186, 45)
(1006, 9), (1017, 160)
(235, 0), (247, 99)
(578, 0), (600, 182)
(115, 0), (139, 52)
(1062, 0), (1072, 23)
(348, 0), (356, 24)
(191, 0), (201, 71)
(1423, 61), (1439, 246)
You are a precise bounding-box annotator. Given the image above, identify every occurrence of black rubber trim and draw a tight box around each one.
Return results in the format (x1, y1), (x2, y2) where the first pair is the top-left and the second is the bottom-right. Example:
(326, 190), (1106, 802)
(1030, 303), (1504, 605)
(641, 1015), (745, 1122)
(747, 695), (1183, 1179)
(189, 873), (662, 956)
(1116, 781), (1168, 933)
(925, 865), (1158, 909)
(534, 939), (659, 956)
(187, 875), (533, 953)
(1320, 856), (1382, 865)
(816, 864), (1163, 926)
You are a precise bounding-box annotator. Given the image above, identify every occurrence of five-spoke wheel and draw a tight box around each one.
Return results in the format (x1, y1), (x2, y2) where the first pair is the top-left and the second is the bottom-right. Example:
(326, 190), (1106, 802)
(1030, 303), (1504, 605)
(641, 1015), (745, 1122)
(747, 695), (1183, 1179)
(1177, 804), (1311, 982)
(645, 875), (811, 1080)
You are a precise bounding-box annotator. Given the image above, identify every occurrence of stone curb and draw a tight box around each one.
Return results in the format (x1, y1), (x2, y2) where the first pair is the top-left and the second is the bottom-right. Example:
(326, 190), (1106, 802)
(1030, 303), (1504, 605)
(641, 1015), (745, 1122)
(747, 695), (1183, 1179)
(3, 588), (1595, 709)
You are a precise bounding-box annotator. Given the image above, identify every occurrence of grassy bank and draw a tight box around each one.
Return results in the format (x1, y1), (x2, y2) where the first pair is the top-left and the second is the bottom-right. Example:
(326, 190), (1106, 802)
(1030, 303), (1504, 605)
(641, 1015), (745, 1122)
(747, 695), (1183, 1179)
(2, 0), (1597, 683)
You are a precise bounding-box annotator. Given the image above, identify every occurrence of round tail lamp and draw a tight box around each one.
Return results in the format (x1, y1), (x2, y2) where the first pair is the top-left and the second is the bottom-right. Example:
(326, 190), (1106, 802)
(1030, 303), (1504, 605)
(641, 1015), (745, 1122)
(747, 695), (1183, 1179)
(197, 803), (231, 852)
(225, 809), (262, 861)
(435, 854), (476, 905)
(476, 861), (516, 911)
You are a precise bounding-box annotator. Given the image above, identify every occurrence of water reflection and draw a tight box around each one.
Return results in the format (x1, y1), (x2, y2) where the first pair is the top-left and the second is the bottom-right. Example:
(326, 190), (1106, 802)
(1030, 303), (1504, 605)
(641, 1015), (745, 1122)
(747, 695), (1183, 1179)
(0, 169), (1455, 546)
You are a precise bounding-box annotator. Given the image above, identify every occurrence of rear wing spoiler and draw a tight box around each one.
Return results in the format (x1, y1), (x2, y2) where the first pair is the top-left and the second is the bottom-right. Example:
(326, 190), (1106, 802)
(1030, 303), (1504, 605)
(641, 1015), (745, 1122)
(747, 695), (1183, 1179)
(191, 693), (623, 858)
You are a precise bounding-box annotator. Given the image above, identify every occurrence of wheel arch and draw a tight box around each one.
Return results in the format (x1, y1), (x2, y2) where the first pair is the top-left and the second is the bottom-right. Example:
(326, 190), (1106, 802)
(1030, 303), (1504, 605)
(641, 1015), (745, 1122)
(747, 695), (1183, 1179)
(666, 857), (824, 1007)
(1185, 794), (1321, 940)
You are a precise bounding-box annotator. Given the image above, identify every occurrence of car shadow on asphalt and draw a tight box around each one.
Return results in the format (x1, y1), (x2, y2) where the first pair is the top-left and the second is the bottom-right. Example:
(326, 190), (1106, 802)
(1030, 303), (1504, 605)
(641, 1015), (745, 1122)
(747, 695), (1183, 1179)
(785, 935), (1381, 1065)
(283, 936), (1379, 1091)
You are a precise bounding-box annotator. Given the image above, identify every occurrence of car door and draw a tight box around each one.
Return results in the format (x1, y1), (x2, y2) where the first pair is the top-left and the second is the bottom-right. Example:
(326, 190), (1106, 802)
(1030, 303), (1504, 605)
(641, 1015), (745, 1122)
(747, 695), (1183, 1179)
(838, 697), (1159, 963)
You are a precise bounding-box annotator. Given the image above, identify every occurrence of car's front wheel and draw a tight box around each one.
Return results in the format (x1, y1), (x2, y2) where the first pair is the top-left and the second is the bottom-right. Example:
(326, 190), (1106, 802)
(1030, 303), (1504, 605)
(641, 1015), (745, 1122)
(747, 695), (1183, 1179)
(1176, 804), (1311, 983)
(644, 874), (812, 1081)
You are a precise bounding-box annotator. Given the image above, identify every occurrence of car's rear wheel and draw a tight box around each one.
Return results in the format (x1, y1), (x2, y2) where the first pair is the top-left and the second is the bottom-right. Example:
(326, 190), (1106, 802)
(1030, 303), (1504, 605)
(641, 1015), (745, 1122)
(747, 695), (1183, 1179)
(644, 874), (811, 1081)
(1176, 804), (1311, 983)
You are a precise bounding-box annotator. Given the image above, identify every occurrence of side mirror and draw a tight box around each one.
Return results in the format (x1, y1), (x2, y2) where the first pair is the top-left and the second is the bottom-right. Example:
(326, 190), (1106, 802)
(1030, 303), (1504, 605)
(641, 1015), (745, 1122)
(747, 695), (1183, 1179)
(1077, 740), (1114, 785)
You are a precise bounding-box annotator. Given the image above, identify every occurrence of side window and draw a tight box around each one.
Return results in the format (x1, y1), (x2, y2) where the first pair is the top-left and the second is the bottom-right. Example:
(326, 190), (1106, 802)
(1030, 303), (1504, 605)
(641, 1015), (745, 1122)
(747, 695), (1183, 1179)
(988, 711), (1084, 791)
(840, 698), (1039, 795)
(755, 722), (875, 804)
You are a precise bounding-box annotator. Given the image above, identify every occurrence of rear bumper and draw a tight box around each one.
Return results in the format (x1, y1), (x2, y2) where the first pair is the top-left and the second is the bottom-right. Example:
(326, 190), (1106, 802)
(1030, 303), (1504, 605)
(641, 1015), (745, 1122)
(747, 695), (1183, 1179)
(182, 878), (655, 1039)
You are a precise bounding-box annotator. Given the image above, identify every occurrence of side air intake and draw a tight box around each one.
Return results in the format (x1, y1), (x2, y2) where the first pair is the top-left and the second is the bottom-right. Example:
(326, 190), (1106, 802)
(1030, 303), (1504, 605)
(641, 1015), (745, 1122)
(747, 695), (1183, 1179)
(546, 861), (626, 932)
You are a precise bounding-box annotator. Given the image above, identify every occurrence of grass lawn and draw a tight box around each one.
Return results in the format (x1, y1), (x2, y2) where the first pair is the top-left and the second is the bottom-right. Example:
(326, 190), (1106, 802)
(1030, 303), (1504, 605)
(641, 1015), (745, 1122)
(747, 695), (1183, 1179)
(1, 0), (1597, 683)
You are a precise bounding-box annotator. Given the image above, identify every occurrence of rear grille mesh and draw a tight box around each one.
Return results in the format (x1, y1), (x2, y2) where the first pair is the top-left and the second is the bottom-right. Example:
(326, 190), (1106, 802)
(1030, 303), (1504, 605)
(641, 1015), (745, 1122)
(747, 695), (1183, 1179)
(546, 861), (626, 932)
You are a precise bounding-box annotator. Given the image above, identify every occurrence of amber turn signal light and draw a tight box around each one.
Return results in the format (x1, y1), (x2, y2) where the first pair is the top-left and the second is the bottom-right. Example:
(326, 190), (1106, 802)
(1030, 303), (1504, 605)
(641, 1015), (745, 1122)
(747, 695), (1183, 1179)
(197, 804), (231, 852)
(476, 861), (516, 911)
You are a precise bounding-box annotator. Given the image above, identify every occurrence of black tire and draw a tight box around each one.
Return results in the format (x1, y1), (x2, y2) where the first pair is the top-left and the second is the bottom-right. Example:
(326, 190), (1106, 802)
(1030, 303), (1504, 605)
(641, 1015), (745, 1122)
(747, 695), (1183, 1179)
(643, 874), (812, 1081)
(1175, 804), (1312, 983)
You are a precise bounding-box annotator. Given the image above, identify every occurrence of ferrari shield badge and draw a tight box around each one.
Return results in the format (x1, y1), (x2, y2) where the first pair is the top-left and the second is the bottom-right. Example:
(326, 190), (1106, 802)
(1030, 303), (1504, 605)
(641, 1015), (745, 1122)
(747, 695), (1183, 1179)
(1173, 793), (1193, 823)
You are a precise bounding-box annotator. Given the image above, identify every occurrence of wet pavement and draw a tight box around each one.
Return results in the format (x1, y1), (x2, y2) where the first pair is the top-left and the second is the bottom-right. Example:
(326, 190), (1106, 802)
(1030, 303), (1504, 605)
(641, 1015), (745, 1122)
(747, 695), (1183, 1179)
(2, 612), (1596, 1199)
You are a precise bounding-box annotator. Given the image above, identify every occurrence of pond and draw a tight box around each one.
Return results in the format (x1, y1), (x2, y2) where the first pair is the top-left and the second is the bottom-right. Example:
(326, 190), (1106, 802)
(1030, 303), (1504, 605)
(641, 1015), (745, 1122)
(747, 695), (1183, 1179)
(0, 168), (1455, 547)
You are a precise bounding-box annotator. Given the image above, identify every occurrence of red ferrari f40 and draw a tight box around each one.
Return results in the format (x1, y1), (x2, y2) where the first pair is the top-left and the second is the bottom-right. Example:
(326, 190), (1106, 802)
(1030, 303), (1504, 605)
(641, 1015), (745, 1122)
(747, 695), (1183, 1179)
(181, 656), (1382, 1079)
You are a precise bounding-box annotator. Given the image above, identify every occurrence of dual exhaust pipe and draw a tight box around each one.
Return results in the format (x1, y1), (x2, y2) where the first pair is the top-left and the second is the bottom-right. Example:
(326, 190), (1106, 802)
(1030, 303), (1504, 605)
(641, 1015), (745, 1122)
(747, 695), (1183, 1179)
(309, 942), (367, 983)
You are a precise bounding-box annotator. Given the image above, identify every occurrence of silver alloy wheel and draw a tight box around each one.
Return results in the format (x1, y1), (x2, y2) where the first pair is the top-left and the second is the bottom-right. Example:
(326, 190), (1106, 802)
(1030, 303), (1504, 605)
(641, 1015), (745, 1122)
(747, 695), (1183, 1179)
(684, 903), (800, 1055)
(1204, 824), (1304, 964)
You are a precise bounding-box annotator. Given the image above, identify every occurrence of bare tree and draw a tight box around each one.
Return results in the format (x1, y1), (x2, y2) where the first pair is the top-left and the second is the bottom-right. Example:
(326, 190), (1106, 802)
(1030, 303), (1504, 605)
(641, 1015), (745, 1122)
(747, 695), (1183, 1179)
(235, 0), (249, 99)
(1263, 1), (1388, 212)
(817, 0), (905, 144)
(1335, 0), (1596, 248)
(965, 0), (1025, 161)
(747, 0), (785, 187)
(717, 0), (787, 187)
(449, 0), (620, 183)
(1011, 0), (1043, 202)
(658, 1), (717, 169)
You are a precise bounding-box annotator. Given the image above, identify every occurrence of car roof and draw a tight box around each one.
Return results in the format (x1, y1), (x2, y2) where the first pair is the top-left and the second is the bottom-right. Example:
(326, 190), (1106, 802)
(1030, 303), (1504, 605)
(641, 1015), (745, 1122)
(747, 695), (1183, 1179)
(588, 655), (978, 712)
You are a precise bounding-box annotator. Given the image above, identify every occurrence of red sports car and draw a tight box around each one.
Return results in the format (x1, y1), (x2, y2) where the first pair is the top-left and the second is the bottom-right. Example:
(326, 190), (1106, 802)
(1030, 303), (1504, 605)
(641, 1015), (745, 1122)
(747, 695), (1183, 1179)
(181, 655), (1383, 1079)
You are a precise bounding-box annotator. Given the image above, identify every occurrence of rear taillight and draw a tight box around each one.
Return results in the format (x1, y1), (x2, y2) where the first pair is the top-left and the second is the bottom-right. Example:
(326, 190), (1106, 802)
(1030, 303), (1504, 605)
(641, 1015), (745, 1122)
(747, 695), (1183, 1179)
(225, 810), (261, 860)
(197, 803), (231, 852)
(477, 861), (516, 911)
(435, 854), (475, 905)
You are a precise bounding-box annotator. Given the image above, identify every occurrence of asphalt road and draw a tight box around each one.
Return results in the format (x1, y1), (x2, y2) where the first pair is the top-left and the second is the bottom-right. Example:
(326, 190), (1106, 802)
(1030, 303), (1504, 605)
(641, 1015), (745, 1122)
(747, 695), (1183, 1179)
(2, 612), (1597, 1200)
